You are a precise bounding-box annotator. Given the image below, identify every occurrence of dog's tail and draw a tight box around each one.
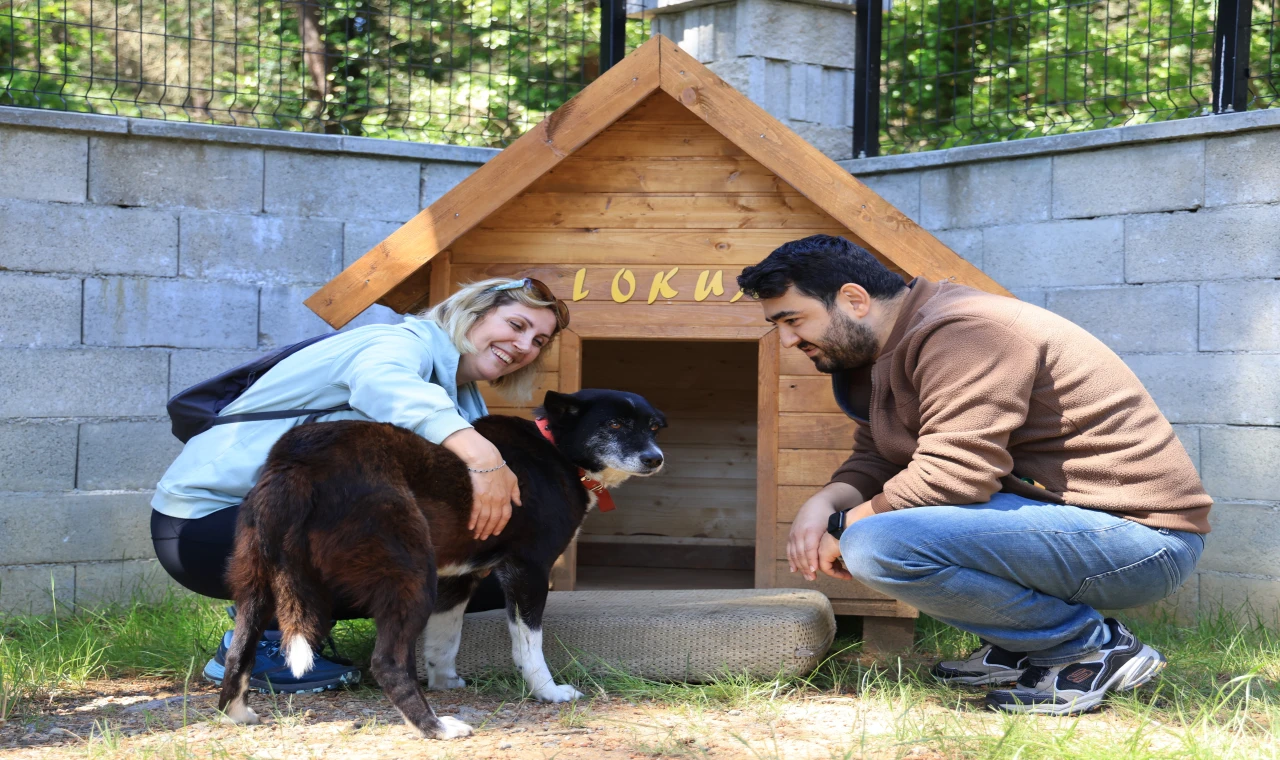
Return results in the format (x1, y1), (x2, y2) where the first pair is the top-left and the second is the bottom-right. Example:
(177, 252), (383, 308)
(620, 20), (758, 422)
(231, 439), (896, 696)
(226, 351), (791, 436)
(241, 467), (328, 679)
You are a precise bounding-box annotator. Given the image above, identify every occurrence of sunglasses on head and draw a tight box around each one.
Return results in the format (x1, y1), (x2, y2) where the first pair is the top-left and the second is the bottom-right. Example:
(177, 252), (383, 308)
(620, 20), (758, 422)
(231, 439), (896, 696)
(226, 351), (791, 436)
(490, 277), (570, 330)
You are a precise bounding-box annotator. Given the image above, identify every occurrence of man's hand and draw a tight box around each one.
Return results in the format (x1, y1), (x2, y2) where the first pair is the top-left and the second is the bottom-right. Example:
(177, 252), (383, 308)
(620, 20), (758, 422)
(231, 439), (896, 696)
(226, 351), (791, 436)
(816, 532), (852, 580)
(787, 482), (863, 581)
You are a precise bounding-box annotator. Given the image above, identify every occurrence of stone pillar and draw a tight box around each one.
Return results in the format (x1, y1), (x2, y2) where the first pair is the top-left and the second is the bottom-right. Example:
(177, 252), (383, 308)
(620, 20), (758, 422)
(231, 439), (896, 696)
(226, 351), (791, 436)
(636, 0), (857, 160)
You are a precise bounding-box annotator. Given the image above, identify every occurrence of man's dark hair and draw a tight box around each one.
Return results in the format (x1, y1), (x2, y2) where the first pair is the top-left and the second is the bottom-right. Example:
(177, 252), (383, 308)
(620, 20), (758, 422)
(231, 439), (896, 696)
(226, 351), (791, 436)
(736, 235), (907, 307)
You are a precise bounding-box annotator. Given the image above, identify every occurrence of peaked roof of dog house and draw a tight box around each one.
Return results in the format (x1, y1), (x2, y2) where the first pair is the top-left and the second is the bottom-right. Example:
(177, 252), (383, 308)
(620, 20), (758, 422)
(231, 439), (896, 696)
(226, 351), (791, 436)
(306, 35), (1007, 328)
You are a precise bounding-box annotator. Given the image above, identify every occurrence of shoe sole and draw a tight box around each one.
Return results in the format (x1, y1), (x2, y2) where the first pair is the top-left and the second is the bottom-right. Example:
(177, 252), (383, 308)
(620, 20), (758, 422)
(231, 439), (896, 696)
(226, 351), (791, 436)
(934, 671), (1025, 687)
(987, 645), (1167, 716)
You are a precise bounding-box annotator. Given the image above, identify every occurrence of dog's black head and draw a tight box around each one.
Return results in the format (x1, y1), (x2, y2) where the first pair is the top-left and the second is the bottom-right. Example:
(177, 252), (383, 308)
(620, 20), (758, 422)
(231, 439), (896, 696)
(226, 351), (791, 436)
(537, 389), (667, 477)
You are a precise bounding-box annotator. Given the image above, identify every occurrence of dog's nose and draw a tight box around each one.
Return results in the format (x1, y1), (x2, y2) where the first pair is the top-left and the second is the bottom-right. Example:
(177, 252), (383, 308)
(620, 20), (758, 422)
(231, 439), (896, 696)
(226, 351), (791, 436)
(641, 453), (664, 469)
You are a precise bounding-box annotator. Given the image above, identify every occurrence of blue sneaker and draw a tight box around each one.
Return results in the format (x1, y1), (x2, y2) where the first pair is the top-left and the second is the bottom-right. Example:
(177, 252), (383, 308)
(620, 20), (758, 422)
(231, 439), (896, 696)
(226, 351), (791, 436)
(203, 630), (362, 694)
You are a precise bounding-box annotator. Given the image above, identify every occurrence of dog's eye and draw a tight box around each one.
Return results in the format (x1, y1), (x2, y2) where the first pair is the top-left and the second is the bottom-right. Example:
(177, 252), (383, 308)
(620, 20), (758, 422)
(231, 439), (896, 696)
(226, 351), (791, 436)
(610, 422), (622, 430)
(650, 424), (659, 431)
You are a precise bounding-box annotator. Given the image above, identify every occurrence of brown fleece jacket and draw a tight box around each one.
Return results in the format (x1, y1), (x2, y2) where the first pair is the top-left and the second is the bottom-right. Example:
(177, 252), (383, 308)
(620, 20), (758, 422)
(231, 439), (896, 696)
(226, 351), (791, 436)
(827, 278), (1211, 533)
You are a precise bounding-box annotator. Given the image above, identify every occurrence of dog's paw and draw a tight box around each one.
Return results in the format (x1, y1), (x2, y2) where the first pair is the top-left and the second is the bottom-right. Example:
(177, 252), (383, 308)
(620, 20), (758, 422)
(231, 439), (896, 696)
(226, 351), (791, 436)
(218, 705), (260, 726)
(427, 675), (467, 690)
(433, 716), (474, 739)
(534, 683), (584, 703)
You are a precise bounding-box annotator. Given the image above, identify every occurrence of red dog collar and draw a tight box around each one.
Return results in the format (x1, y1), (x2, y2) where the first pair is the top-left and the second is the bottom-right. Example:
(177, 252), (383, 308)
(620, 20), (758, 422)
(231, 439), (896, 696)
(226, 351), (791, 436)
(534, 417), (616, 512)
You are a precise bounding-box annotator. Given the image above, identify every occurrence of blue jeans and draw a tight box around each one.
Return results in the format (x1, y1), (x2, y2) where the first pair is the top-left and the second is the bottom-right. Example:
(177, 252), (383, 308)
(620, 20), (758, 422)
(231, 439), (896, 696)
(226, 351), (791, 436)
(839, 493), (1204, 666)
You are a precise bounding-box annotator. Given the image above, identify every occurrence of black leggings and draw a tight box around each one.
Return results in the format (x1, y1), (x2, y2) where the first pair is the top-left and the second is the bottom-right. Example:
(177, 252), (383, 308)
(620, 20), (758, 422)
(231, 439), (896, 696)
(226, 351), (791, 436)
(150, 507), (506, 618)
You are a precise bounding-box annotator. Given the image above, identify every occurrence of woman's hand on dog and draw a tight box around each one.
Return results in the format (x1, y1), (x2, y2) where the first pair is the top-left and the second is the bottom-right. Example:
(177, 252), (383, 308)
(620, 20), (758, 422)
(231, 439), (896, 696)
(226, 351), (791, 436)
(468, 466), (521, 540)
(444, 428), (522, 540)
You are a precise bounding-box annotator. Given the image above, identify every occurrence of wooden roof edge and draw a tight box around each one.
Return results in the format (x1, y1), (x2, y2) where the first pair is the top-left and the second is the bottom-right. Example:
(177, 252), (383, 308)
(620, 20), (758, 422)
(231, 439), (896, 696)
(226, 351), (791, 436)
(654, 36), (1010, 297)
(305, 37), (665, 328)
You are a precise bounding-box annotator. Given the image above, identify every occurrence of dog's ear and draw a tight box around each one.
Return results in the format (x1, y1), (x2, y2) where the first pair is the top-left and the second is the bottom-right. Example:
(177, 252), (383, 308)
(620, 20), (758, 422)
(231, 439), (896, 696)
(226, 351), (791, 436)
(542, 390), (583, 419)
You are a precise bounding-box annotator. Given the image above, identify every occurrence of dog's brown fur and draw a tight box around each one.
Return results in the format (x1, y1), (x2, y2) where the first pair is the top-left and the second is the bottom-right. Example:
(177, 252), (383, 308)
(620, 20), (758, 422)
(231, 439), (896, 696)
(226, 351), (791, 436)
(214, 390), (666, 739)
(218, 421), (477, 736)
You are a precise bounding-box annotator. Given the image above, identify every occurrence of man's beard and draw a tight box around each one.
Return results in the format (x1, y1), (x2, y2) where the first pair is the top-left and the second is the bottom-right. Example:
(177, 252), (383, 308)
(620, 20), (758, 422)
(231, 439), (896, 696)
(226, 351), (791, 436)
(798, 310), (879, 373)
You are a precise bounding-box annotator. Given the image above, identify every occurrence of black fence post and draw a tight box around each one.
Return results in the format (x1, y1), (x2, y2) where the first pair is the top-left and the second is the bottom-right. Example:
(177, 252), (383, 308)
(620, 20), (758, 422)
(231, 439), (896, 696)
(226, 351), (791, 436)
(852, 0), (884, 158)
(1212, 0), (1254, 113)
(601, 0), (629, 73)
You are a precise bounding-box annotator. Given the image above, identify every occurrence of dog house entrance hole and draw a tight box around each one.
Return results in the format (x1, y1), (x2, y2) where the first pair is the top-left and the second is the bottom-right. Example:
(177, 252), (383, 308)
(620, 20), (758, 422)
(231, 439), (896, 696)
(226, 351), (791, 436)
(575, 340), (758, 591)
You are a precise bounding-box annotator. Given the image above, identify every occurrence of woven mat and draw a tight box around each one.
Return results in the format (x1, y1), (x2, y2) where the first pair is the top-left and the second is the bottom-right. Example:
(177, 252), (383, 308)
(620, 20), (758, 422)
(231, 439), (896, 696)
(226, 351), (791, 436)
(419, 588), (836, 683)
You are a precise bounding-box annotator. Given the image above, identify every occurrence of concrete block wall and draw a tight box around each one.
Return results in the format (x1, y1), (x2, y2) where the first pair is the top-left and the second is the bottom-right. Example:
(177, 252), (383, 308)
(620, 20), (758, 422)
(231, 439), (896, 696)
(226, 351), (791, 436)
(0, 107), (495, 614)
(641, 0), (857, 159)
(842, 108), (1280, 622)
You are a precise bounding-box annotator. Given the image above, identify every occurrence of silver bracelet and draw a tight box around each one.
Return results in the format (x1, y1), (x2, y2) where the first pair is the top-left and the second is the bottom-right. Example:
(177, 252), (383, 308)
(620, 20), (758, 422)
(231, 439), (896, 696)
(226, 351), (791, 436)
(466, 460), (508, 474)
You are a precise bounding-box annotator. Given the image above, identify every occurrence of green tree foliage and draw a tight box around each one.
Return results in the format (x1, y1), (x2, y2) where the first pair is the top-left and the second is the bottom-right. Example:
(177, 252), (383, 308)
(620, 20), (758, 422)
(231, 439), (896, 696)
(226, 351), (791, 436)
(1, 0), (647, 146)
(881, 0), (1277, 153)
(1, 0), (1272, 151)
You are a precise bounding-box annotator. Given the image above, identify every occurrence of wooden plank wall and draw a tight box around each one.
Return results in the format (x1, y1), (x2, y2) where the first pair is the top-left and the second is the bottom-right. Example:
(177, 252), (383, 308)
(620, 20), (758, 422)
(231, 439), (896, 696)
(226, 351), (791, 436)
(770, 342), (917, 618)
(447, 92), (909, 340)
(578, 340), (758, 543)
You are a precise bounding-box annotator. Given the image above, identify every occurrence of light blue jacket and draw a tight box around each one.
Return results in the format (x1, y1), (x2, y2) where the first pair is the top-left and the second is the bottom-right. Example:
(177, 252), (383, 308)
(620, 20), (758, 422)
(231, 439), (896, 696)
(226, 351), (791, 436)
(151, 316), (487, 520)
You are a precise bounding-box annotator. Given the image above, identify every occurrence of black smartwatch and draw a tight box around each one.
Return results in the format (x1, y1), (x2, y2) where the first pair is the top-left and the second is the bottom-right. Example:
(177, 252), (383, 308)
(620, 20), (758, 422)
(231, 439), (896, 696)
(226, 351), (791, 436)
(827, 508), (852, 540)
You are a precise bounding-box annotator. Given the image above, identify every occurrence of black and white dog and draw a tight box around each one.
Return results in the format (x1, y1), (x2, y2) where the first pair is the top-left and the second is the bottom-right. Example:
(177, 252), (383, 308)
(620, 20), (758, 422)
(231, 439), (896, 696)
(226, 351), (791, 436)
(217, 389), (666, 739)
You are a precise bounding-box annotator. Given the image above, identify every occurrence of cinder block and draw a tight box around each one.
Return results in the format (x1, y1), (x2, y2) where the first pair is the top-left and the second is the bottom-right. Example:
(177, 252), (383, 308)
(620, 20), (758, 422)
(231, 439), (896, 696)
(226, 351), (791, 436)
(1007, 287), (1046, 307)
(0, 127), (87, 203)
(180, 211), (343, 285)
(653, 2), (736, 63)
(259, 284), (400, 348)
(1205, 130), (1280, 206)
(264, 151), (419, 221)
(0, 273), (82, 347)
(0, 422), (78, 491)
(343, 220), (404, 269)
(78, 421), (184, 491)
(1199, 572), (1280, 621)
(1052, 140), (1203, 219)
(1046, 284), (1197, 353)
(786, 121), (853, 163)
(1198, 503), (1280, 578)
(919, 158), (1052, 229)
(0, 199), (178, 276)
(857, 173), (920, 221)
(1199, 427), (1280, 502)
(0, 348), (168, 417)
(0, 564), (75, 616)
(0, 492), (154, 565)
(84, 277), (258, 349)
(932, 228), (982, 269)
(1122, 353), (1280, 426)
(169, 349), (268, 396)
(1125, 204), (1280, 283)
(422, 162), (481, 208)
(88, 137), (263, 212)
(983, 218), (1124, 287)
(74, 559), (183, 609)
(735, 0), (856, 69)
(1172, 424), (1200, 473)
(1200, 280), (1280, 351)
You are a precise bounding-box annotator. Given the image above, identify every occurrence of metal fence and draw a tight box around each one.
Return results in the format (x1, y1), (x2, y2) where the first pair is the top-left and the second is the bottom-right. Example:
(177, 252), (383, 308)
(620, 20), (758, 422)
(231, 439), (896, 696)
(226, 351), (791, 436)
(863, 0), (1280, 156)
(0, 0), (648, 147)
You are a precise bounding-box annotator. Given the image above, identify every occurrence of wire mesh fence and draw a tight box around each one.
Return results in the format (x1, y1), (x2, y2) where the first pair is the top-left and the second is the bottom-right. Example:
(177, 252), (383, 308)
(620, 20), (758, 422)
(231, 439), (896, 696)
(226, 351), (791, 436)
(0, 0), (650, 147)
(878, 0), (1278, 154)
(1252, 0), (1280, 107)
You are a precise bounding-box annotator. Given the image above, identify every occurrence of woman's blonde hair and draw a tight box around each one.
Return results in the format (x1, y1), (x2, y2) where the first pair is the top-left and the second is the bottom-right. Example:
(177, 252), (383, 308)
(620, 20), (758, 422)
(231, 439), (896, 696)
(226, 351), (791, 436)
(421, 278), (563, 403)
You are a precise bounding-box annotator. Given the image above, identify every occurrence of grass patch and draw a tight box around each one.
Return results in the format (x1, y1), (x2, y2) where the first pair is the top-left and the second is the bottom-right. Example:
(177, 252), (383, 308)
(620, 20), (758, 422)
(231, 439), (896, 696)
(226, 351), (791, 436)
(4, 590), (1280, 758)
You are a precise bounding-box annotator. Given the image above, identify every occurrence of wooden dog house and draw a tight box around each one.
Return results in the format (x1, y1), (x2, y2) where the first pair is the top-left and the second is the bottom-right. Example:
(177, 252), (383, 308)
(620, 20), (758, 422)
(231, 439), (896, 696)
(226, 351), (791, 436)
(306, 35), (1008, 651)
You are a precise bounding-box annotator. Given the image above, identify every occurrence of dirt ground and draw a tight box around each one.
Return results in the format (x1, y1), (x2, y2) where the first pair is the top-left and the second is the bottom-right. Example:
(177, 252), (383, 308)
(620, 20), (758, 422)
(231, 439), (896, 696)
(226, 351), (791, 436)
(0, 674), (995, 760)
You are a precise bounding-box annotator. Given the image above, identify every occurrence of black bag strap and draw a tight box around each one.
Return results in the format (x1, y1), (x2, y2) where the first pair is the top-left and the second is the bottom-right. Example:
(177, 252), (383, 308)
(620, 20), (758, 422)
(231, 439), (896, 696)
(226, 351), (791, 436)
(210, 403), (353, 427)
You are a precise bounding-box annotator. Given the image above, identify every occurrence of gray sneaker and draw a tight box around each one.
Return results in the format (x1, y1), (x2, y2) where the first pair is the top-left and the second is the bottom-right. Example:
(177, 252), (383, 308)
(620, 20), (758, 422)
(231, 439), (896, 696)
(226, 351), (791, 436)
(986, 619), (1166, 715)
(932, 643), (1028, 686)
